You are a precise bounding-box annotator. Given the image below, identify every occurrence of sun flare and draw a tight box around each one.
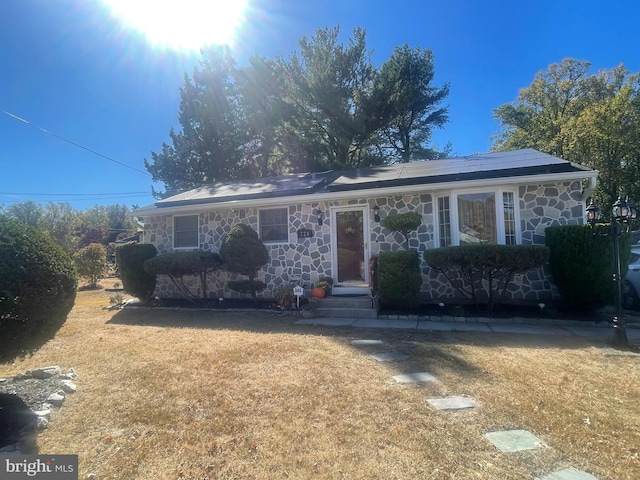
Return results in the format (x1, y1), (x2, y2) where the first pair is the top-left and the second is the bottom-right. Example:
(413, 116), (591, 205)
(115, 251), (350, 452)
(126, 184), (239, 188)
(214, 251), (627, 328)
(103, 0), (248, 51)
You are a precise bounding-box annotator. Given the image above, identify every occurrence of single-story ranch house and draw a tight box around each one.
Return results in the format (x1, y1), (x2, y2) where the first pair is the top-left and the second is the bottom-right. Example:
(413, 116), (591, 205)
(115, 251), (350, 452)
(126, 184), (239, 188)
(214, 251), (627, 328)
(131, 148), (598, 303)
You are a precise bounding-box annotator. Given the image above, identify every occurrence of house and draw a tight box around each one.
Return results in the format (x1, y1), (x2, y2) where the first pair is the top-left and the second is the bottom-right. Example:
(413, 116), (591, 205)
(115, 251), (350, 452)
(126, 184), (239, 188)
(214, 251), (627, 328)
(131, 149), (598, 302)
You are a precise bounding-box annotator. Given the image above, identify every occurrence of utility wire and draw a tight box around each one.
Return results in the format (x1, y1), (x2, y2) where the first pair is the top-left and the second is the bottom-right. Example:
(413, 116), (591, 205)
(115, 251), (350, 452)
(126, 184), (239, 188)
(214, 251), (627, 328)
(0, 191), (149, 196)
(2, 110), (152, 176)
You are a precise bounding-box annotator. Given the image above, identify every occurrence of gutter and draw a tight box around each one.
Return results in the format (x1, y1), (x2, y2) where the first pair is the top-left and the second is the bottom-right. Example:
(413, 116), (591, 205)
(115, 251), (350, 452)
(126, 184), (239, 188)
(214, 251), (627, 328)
(131, 170), (598, 218)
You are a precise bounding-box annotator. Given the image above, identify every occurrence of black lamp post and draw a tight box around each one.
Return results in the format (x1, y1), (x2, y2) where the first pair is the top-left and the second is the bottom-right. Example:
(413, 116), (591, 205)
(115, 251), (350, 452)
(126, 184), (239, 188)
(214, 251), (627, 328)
(586, 196), (637, 349)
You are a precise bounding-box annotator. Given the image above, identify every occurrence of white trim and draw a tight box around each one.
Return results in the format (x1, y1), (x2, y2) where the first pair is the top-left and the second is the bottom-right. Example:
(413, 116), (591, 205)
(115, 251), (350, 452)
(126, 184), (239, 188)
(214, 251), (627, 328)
(331, 205), (370, 286)
(436, 186), (521, 247)
(172, 214), (199, 249)
(132, 171), (596, 218)
(258, 206), (289, 245)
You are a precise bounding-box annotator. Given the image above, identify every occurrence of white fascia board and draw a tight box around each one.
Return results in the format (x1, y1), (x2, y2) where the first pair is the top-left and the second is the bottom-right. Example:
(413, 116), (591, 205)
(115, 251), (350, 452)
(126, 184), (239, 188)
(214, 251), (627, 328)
(131, 170), (597, 218)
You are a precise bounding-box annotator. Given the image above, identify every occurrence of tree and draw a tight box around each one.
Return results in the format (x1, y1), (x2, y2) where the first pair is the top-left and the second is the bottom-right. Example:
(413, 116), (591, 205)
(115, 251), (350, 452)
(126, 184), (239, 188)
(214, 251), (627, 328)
(492, 58), (640, 214)
(380, 211), (423, 249)
(278, 26), (386, 170)
(0, 217), (77, 362)
(219, 224), (269, 299)
(145, 45), (248, 197)
(74, 243), (108, 288)
(375, 44), (450, 162)
(2, 201), (44, 227)
(145, 27), (452, 193)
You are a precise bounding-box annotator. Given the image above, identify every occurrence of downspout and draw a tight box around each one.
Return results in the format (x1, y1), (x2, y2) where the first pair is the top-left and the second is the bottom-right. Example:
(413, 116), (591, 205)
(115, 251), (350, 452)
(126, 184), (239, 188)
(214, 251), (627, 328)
(581, 175), (597, 201)
(132, 216), (145, 243)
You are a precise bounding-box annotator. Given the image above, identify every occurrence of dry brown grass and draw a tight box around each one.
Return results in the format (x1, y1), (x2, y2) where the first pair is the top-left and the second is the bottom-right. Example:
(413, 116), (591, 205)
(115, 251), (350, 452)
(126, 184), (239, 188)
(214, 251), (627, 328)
(2, 284), (639, 479)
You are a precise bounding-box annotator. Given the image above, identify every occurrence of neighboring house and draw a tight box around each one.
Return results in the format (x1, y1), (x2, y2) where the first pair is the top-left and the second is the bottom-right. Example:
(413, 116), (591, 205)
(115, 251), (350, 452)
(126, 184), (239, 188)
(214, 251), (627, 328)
(132, 149), (597, 302)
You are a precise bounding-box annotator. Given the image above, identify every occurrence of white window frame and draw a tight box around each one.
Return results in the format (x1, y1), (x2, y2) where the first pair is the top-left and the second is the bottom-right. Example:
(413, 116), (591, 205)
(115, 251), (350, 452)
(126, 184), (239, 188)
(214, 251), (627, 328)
(258, 207), (289, 244)
(173, 214), (199, 249)
(435, 187), (520, 246)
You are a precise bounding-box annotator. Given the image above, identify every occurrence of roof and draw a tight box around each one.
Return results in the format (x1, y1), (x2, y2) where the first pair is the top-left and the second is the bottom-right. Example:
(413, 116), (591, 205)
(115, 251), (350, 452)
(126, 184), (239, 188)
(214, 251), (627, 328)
(134, 149), (597, 215)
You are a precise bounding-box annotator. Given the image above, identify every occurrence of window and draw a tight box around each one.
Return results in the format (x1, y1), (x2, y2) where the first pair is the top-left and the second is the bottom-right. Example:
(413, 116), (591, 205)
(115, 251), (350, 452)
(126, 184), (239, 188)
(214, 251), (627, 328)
(437, 196), (452, 247)
(259, 208), (288, 242)
(503, 192), (516, 245)
(437, 189), (519, 246)
(457, 192), (497, 244)
(174, 215), (198, 248)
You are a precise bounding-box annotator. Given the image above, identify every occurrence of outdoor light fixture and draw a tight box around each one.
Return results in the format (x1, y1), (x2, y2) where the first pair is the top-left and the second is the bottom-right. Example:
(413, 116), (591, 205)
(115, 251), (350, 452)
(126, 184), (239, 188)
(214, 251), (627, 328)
(586, 196), (637, 349)
(316, 210), (324, 226)
(373, 205), (380, 222)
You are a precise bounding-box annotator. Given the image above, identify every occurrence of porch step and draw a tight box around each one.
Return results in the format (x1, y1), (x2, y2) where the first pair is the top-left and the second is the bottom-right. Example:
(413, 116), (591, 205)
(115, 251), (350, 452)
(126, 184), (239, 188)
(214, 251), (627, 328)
(315, 295), (378, 319)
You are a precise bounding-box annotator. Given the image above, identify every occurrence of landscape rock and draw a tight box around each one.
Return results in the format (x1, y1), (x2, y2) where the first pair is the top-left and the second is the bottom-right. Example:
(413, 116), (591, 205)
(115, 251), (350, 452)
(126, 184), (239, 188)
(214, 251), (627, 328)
(0, 367), (78, 453)
(27, 366), (62, 379)
(46, 391), (66, 407)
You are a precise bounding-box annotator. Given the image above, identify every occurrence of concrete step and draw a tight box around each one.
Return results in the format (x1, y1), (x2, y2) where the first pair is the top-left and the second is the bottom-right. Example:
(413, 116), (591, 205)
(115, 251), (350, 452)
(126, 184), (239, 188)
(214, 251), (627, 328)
(320, 295), (373, 309)
(315, 307), (378, 319)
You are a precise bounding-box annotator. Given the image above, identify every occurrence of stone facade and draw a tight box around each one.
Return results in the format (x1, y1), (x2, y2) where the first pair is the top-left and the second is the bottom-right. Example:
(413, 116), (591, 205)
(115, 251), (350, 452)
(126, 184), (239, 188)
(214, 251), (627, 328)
(142, 180), (585, 303)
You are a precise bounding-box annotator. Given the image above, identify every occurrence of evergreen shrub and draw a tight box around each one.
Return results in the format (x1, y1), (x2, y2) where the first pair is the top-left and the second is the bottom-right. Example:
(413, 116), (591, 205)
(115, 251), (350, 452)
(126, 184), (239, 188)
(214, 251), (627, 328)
(144, 251), (222, 300)
(220, 224), (269, 299)
(545, 224), (631, 309)
(424, 244), (549, 311)
(115, 243), (157, 303)
(0, 217), (78, 362)
(378, 250), (422, 308)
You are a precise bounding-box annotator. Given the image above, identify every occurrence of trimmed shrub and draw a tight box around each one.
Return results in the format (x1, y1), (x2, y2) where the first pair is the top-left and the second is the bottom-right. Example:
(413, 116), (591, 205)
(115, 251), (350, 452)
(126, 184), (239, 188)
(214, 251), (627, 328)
(115, 243), (157, 303)
(0, 217), (78, 362)
(74, 243), (107, 288)
(424, 244), (550, 312)
(545, 224), (631, 309)
(220, 224), (269, 299)
(381, 211), (423, 249)
(144, 251), (222, 300)
(378, 251), (422, 309)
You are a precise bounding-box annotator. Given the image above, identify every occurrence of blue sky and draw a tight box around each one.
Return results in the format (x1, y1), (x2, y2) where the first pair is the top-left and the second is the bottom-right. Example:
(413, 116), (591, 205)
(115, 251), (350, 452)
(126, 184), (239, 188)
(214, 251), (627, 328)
(1, 0), (638, 211)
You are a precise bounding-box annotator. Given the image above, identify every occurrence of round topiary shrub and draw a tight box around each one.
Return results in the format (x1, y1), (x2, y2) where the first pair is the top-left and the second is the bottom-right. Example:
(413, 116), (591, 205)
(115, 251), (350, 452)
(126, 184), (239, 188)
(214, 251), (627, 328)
(0, 217), (78, 362)
(220, 224), (269, 299)
(115, 243), (158, 303)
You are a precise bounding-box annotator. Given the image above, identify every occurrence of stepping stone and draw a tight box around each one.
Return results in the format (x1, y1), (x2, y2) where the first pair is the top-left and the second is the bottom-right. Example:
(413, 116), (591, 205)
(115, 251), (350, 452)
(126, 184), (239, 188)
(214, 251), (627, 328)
(427, 396), (477, 410)
(484, 429), (548, 452)
(351, 339), (385, 346)
(393, 372), (436, 383)
(535, 468), (599, 480)
(369, 351), (408, 362)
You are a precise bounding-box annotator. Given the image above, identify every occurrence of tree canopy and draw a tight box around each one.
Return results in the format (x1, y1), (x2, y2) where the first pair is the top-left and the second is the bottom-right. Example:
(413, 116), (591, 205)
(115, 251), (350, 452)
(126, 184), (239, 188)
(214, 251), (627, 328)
(145, 26), (450, 197)
(492, 58), (640, 214)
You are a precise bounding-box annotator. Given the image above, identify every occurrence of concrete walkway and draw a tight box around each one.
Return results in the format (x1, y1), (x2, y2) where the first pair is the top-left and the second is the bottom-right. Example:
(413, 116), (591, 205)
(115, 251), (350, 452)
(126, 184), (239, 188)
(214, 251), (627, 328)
(296, 316), (640, 342)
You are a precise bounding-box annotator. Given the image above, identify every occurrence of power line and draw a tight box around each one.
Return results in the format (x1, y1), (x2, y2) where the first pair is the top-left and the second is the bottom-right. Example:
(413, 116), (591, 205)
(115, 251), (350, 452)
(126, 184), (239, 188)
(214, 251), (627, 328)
(2, 110), (152, 176)
(0, 191), (149, 196)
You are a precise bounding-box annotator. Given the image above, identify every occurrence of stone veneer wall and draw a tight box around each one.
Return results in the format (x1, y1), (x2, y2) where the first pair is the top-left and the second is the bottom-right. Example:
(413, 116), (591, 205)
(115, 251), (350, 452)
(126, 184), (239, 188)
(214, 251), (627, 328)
(142, 179), (585, 302)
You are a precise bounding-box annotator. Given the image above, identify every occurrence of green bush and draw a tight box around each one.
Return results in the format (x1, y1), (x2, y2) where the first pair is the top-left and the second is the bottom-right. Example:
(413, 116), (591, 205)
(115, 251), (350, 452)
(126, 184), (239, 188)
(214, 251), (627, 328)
(220, 224), (269, 299)
(115, 243), (157, 303)
(144, 251), (222, 300)
(274, 285), (296, 309)
(424, 244), (550, 311)
(74, 243), (107, 288)
(0, 217), (78, 362)
(545, 224), (631, 309)
(381, 211), (423, 249)
(378, 251), (422, 308)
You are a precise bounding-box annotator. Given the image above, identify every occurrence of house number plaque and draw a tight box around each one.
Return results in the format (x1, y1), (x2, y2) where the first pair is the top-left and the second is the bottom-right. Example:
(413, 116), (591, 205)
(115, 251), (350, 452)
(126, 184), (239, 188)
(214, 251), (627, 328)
(297, 228), (314, 239)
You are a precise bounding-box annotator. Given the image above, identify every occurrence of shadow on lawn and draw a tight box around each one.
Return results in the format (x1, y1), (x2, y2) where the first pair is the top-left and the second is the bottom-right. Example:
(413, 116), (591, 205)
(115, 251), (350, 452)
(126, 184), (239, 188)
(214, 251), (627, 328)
(106, 306), (622, 354)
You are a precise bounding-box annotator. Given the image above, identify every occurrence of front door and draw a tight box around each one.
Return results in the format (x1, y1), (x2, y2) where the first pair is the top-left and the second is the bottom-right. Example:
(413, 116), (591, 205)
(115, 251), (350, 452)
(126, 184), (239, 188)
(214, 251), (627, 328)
(332, 207), (369, 285)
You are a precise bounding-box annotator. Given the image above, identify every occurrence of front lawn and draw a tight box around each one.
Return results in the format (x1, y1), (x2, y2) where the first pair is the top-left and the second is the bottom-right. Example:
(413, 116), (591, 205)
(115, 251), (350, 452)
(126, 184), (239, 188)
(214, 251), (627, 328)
(2, 286), (638, 479)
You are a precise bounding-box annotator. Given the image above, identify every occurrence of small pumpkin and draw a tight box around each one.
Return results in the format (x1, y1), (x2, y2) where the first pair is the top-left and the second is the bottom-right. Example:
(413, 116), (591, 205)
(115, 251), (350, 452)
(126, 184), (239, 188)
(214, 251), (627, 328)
(311, 287), (326, 299)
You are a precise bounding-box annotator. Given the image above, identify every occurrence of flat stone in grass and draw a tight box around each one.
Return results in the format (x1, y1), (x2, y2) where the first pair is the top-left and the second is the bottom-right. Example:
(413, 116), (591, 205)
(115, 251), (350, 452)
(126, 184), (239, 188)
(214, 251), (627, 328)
(393, 372), (436, 383)
(484, 429), (548, 452)
(534, 468), (599, 480)
(351, 339), (385, 346)
(427, 396), (477, 410)
(369, 351), (408, 362)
